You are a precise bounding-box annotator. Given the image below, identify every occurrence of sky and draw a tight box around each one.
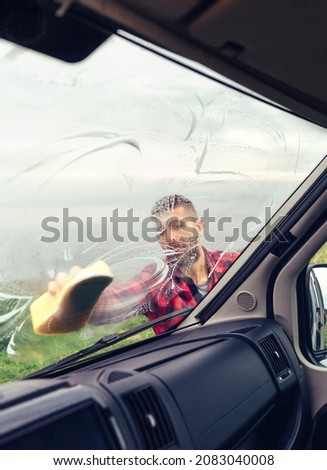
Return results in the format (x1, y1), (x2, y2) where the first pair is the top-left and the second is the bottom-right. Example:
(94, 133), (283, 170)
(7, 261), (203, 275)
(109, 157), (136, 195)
(0, 31), (326, 283)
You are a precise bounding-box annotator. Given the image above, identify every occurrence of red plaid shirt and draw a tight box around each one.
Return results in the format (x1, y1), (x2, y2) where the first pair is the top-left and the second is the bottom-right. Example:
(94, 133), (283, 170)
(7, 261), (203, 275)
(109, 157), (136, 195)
(91, 248), (239, 334)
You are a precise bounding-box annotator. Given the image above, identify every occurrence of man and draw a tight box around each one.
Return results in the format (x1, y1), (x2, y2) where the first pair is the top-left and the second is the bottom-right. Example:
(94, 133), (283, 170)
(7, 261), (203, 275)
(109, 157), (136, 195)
(48, 194), (239, 334)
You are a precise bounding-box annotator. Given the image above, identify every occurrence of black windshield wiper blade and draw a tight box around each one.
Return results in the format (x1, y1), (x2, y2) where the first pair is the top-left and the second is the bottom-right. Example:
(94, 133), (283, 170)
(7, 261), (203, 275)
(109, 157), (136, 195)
(27, 307), (195, 377)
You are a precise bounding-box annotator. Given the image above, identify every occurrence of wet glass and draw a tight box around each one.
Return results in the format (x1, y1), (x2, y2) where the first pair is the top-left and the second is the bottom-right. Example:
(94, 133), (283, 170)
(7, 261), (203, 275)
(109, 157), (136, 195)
(0, 32), (327, 382)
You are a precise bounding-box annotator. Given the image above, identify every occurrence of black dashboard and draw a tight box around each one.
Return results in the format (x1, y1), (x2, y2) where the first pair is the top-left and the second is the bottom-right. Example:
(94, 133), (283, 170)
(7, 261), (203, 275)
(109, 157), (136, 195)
(0, 319), (310, 450)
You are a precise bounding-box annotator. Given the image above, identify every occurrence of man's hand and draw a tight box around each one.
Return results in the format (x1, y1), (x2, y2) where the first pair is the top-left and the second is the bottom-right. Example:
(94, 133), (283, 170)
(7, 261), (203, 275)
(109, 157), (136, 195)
(32, 262), (112, 334)
(48, 265), (81, 296)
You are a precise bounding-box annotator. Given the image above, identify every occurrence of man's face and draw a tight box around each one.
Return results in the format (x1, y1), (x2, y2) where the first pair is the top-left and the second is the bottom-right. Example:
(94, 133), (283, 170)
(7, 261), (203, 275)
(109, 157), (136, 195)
(154, 206), (204, 266)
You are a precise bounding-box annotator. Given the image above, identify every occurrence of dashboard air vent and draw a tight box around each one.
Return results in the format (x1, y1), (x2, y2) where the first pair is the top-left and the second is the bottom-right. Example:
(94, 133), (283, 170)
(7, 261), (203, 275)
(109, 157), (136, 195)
(258, 334), (290, 378)
(123, 386), (176, 449)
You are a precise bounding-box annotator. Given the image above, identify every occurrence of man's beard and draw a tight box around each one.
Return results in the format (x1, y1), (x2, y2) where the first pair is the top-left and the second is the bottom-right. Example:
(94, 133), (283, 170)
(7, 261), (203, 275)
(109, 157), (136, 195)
(164, 242), (200, 270)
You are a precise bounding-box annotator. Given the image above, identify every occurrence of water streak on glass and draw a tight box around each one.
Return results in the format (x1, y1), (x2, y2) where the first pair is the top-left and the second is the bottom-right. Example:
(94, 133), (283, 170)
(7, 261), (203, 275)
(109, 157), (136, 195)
(0, 33), (326, 376)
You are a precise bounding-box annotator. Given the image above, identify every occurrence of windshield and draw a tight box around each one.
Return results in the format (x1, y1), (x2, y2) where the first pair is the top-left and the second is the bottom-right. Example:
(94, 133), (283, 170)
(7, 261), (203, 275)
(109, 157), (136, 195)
(0, 32), (326, 382)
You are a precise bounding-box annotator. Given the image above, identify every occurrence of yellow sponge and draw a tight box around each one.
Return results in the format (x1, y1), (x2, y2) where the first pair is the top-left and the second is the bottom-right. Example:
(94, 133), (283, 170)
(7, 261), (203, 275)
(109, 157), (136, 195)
(30, 261), (113, 335)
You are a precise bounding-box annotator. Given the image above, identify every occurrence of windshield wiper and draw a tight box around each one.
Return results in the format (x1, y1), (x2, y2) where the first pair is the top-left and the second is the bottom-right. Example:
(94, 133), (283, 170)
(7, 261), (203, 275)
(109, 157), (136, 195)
(27, 307), (195, 377)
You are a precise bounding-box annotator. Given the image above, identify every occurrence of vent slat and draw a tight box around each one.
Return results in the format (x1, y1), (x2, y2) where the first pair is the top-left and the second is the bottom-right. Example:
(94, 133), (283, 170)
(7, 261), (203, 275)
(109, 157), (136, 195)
(143, 387), (162, 448)
(123, 386), (175, 449)
(258, 334), (289, 377)
(128, 393), (152, 443)
(144, 387), (170, 446)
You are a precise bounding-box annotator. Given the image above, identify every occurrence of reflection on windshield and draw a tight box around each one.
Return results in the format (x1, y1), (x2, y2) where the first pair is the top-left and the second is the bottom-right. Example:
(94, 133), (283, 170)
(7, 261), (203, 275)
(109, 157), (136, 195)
(36, 195), (239, 337)
(0, 33), (327, 380)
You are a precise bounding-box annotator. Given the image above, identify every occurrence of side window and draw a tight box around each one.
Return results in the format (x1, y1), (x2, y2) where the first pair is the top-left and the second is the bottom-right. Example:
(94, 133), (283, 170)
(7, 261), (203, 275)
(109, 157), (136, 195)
(306, 242), (327, 353)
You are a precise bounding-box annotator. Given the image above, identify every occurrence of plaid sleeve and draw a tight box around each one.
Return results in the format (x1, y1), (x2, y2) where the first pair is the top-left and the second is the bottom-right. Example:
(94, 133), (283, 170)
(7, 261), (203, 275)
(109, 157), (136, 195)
(207, 249), (239, 286)
(89, 264), (156, 325)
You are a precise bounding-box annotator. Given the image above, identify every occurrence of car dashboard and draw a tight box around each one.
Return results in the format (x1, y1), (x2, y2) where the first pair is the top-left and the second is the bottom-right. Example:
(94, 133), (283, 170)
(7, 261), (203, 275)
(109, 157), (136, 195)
(0, 318), (310, 450)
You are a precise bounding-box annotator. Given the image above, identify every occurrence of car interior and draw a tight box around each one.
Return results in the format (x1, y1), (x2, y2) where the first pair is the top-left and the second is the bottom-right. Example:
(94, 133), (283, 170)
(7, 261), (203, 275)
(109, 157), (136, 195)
(0, 0), (326, 450)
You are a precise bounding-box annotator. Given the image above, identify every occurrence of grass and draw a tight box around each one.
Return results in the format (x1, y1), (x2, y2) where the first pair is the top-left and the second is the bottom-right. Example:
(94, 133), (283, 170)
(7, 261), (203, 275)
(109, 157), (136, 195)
(310, 242), (327, 264)
(310, 242), (327, 349)
(0, 314), (153, 384)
